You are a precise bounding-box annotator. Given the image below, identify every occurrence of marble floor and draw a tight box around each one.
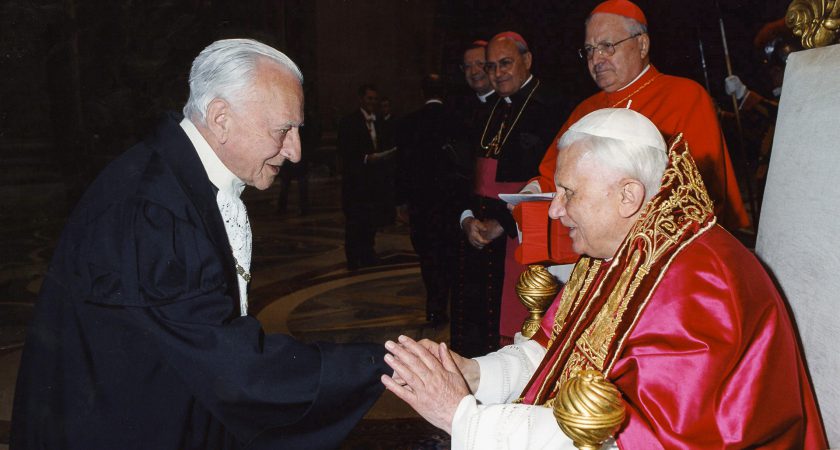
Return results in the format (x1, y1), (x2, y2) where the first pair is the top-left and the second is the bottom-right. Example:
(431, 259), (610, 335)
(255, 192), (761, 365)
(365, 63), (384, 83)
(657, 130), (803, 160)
(0, 167), (451, 448)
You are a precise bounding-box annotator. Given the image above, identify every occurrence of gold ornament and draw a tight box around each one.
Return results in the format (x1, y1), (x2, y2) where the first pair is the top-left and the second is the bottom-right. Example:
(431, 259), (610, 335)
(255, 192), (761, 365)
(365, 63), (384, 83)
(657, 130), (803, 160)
(515, 265), (560, 338)
(787, 0), (840, 48)
(553, 370), (626, 450)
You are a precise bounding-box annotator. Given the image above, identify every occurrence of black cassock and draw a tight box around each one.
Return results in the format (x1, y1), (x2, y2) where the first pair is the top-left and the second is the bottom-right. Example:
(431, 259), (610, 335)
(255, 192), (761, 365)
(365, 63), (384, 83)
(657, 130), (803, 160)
(11, 113), (388, 449)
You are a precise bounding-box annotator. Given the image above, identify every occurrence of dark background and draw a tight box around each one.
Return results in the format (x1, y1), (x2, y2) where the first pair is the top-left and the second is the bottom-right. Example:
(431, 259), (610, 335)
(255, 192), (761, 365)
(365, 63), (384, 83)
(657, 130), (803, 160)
(0, 0), (792, 214)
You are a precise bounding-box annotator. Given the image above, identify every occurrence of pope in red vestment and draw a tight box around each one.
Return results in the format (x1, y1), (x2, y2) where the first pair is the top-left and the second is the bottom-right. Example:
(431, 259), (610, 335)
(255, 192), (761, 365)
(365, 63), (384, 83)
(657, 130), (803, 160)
(381, 107), (825, 450)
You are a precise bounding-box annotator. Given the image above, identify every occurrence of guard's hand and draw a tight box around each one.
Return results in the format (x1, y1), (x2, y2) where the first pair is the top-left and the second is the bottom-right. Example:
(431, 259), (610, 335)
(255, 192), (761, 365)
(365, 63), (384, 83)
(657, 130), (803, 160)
(381, 336), (470, 434)
(725, 75), (748, 100)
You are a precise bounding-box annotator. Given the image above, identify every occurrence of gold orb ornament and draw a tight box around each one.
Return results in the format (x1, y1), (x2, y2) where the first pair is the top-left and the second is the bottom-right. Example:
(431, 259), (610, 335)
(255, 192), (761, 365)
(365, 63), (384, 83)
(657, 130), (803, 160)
(553, 370), (626, 450)
(515, 265), (560, 338)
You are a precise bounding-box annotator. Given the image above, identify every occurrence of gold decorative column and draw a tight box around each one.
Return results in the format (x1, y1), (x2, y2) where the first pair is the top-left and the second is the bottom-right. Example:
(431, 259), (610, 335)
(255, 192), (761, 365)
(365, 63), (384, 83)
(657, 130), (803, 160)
(787, 0), (840, 48)
(515, 265), (560, 338)
(553, 370), (626, 450)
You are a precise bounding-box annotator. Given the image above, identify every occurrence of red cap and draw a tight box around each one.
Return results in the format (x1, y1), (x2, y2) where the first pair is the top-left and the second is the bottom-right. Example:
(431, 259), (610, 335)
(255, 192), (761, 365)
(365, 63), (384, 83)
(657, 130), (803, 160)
(490, 31), (529, 52)
(472, 39), (488, 48)
(591, 0), (647, 27)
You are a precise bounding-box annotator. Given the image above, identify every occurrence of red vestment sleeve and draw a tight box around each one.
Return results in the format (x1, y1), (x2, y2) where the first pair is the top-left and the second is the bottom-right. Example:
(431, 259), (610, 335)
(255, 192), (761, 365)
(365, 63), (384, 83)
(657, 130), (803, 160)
(611, 229), (826, 448)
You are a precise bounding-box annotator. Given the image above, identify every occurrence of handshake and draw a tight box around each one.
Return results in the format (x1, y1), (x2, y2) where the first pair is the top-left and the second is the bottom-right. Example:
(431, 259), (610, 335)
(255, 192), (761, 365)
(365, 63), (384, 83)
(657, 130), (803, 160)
(380, 335), (479, 434)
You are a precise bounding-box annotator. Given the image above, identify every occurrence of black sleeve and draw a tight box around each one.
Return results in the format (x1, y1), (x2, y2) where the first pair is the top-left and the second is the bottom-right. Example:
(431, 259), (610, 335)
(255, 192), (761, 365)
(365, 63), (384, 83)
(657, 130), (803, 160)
(90, 199), (388, 447)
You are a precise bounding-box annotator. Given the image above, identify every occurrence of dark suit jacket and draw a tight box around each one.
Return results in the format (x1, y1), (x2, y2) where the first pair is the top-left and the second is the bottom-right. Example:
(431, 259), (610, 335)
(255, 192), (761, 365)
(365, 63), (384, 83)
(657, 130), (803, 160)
(11, 113), (388, 450)
(338, 110), (392, 225)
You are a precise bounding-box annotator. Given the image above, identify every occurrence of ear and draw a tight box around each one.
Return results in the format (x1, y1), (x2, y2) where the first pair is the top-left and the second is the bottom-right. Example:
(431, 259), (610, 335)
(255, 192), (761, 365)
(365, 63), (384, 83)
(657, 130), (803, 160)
(205, 98), (232, 144)
(638, 33), (650, 61)
(523, 51), (533, 71)
(617, 179), (646, 218)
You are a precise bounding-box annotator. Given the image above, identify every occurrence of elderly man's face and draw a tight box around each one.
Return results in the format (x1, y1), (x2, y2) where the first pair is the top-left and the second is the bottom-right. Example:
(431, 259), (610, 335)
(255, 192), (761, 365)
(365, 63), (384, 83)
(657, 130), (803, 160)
(548, 143), (627, 259)
(584, 13), (648, 93)
(217, 61), (303, 190)
(485, 38), (532, 98)
(463, 47), (491, 95)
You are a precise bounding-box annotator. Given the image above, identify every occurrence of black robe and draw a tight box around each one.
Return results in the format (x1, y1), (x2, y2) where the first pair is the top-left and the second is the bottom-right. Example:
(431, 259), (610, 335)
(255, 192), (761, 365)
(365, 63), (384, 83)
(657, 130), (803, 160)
(11, 113), (388, 449)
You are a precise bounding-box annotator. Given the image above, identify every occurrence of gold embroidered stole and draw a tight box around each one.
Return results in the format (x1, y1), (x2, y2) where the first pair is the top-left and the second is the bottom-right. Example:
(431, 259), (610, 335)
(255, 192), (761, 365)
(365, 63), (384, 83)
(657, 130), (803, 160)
(520, 134), (717, 406)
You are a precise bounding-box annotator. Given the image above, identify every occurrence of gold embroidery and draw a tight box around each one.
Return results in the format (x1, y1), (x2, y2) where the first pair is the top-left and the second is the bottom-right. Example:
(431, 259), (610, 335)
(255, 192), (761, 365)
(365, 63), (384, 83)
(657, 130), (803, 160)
(547, 258), (601, 349)
(582, 250), (640, 369)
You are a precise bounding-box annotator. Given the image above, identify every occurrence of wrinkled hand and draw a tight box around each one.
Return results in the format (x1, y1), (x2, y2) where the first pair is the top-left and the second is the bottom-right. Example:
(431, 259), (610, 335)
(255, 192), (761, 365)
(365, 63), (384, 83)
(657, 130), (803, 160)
(415, 339), (481, 393)
(463, 217), (490, 249)
(381, 336), (470, 434)
(479, 219), (504, 242)
(725, 75), (748, 100)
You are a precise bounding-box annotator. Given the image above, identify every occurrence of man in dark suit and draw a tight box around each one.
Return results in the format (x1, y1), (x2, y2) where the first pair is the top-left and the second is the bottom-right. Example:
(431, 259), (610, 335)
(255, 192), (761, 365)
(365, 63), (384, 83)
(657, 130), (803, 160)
(395, 74), (460, 325)
(11, 39), (388, 450)
(338, 84), (393, 270)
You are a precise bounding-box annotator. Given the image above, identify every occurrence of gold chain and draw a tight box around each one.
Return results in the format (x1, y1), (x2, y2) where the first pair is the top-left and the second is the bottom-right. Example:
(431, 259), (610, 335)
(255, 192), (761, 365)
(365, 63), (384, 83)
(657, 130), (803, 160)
(234, 258), (251, 283)
(479, 79), (541, 157)
(608, 73), (660, 108)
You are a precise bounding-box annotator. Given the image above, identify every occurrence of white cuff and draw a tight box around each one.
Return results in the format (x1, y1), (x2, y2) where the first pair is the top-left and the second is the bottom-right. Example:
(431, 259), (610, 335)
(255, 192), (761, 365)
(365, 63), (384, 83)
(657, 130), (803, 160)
(460, 209), (475, 228)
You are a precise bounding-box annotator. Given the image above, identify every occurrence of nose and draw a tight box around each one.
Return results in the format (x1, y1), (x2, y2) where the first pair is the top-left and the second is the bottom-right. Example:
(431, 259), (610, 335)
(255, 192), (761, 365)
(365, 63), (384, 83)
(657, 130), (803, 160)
(282, 128), (302, 163)
(548, 192), (566, 219)
(590, 49), (608, 66)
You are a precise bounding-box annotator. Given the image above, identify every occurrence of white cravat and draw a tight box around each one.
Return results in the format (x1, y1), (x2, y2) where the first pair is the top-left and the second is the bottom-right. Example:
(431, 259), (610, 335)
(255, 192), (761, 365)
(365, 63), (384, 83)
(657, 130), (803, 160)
(216, 189), (252, 316)
(180, 118), (252, 316)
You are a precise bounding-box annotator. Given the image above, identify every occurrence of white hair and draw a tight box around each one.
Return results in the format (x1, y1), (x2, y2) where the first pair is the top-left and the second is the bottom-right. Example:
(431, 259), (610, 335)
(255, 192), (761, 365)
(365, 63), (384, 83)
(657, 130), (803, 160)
(558, 131), (668, 202)
(183, 38), (303, 124)
(585, 14), (648, 35)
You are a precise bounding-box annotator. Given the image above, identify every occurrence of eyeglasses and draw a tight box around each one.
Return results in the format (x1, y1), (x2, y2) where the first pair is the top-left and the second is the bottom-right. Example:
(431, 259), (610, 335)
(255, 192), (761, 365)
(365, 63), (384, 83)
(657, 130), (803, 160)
(483, 57), (515, 73)
(459, 61), (486, 72)
(578, 33), (642, 60)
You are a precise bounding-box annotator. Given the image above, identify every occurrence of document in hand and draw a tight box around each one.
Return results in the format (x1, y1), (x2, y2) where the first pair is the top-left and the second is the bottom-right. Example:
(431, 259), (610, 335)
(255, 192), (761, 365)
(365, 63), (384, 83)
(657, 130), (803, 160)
(498, 192), (555, 206)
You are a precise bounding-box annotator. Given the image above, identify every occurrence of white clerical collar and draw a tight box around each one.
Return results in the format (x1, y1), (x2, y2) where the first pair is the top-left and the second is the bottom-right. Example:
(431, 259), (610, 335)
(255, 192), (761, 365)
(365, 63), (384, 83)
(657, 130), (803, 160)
(615, 64), (651, 92)
(360, 108), (376, 121)
(477, 89), (495, 103)
(504, 75), (534, 104)
(425, 99), (443, 105)
(180, 118), (245, 198)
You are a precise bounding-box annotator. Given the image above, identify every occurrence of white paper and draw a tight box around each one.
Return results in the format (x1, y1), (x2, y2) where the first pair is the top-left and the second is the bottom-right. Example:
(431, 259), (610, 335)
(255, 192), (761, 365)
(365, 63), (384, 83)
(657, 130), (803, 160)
(498, 192), (555, 206)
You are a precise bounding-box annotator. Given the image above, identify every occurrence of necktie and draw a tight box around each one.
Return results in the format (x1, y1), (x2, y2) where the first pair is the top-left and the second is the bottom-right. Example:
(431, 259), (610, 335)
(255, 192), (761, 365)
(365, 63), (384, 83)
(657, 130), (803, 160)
(216, 189), (252, 316)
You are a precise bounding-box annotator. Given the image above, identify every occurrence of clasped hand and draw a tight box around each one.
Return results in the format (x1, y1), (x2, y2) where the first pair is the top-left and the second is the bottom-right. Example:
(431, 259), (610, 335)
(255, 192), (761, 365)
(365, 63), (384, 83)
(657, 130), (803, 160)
(463, 217), (504, 250)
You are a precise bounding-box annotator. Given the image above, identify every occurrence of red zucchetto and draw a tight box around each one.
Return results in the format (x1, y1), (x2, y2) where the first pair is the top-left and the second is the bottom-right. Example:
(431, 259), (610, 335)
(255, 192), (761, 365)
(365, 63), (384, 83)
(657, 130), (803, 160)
(590, 0), (647, 26)
(490, 31), (529, 52)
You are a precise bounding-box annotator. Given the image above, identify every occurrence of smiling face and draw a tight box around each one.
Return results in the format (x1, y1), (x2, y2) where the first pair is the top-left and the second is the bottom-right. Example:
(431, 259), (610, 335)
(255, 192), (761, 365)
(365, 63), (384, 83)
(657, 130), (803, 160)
(214, 61), (303, 190)
(548, 143), (631, 259)
(485, 38), (532, 98)
(463, 47), (491, 95)
(584, 13), (649, 93)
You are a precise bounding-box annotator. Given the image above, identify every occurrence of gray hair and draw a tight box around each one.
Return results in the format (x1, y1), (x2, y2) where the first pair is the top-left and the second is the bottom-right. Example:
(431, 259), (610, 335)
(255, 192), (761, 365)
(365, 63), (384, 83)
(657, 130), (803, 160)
(558, 131), (667, 202)
(183, 38), (303, 124)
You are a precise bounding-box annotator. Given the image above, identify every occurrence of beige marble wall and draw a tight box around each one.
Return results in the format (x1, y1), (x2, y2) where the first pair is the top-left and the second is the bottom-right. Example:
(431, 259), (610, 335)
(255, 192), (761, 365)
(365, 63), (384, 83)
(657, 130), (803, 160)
(756, 43), (840, 447)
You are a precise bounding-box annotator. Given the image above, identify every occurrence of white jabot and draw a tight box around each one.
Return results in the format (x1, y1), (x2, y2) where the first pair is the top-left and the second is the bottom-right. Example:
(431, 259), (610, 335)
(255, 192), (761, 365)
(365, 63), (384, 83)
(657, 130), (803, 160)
(180, 118), (251, 316)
